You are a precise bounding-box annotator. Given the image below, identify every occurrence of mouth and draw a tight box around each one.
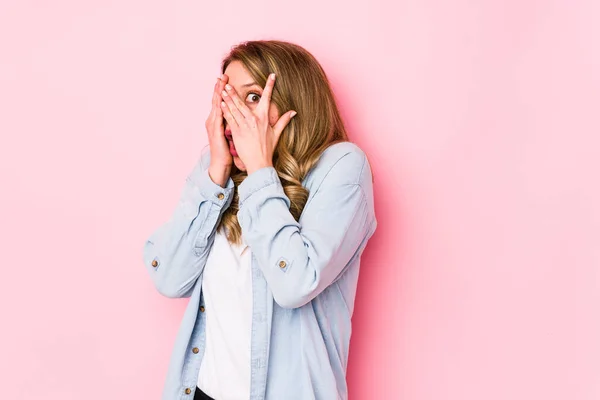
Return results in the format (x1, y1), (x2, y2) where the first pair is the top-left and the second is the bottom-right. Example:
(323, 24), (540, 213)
(224, 129), (238, 157)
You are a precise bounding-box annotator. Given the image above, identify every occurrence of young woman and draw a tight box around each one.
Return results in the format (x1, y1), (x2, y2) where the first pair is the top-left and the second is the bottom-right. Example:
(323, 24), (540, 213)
(143, 40), (377, 400)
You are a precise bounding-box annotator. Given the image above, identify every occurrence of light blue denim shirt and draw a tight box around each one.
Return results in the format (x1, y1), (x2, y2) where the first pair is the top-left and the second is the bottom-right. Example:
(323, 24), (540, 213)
(142, 141), (377, 400)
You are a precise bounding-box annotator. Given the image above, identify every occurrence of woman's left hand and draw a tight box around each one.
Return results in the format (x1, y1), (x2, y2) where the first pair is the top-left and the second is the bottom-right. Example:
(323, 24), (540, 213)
(220, 73), (297, 174)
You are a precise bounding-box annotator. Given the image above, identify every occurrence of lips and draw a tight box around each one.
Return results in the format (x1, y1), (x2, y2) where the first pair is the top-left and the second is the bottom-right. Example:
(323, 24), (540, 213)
(224, 129), (238, 156)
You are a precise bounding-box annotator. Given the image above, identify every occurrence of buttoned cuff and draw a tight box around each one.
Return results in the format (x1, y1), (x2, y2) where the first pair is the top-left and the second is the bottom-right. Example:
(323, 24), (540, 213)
(186, 161), (235, 206)
(238, 166), (282, 206)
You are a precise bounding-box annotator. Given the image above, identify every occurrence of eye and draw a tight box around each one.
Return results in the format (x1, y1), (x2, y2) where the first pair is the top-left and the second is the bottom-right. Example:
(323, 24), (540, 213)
(245, 92), (261, 103)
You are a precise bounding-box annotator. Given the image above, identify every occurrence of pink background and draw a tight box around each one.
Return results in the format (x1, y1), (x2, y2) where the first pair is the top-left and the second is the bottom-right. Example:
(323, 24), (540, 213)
(1, 0), (599, 399)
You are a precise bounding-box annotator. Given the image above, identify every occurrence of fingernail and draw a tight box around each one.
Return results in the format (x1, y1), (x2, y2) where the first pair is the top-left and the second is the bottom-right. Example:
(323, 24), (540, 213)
(291, 111), (297, 118)
(270, 73), (276, 80)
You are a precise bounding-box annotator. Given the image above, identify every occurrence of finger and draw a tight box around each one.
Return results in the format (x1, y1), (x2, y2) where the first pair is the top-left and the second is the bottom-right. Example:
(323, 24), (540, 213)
(272, 110), (297, 141)
(211, 79), (220, 111)
(218, 74), (229, 93)
(259, 73), (276, 110)
(207, 91), (218, 129)
(214, 87), (224, 121)
(218, 75), (228, 99)
(218, 75), (229, 112)
(221, 89), (246, 126)
(220, 100), (239, 129)
(211, 75), (229, 129)
(214, 76), (228, 118)
(224, 84), (253, 119)
(208, 78), (225, 125)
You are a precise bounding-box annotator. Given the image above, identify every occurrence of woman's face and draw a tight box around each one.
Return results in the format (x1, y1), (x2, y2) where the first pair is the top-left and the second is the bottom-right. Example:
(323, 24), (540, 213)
(222, 60), (281, 171)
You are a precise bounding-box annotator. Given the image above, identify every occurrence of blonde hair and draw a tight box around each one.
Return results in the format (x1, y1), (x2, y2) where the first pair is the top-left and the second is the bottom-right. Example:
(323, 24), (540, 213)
(218, 40), (349, 244)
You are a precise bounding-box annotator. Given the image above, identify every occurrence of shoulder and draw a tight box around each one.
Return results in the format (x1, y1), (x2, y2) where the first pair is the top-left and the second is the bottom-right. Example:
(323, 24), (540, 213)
(312, 141), (373, 188)
(303, 141), (376, 226)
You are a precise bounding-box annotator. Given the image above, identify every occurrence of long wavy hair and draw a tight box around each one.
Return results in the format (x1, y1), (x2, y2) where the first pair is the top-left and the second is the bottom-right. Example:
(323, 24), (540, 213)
(217, 40), (349, 244)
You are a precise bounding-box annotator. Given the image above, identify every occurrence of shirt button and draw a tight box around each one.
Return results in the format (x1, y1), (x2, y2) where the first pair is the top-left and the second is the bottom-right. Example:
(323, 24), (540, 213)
(279, 260), (287, 268)
(151, 260), (159, 267)
(185, 387), (192, 394)
(217, 193), (225, 200)
(200, 306), (205, 312)
(192, 347), (199, 354)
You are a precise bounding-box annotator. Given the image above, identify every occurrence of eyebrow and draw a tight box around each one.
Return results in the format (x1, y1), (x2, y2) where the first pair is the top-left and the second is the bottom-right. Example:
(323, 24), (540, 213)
(241, 82), (261, 88)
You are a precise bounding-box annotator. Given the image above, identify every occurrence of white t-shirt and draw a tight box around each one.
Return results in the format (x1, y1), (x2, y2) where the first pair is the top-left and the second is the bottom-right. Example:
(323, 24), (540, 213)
(197, 229), (253, 399)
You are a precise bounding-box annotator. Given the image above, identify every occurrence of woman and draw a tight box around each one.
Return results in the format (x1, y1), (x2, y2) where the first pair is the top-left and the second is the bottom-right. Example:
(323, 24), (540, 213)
(143, 40), (377, 400)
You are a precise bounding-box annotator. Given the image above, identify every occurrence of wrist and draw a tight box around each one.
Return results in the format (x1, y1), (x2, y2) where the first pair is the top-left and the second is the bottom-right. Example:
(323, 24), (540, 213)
(208, 163), (232, 188)
(246, 161), (273, 175)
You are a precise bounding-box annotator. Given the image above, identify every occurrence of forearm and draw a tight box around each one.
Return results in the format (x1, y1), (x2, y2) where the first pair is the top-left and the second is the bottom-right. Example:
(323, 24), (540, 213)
(237, 166), (371, 308)
(142, 158), (234, 298)
(208, 163), (232, 188)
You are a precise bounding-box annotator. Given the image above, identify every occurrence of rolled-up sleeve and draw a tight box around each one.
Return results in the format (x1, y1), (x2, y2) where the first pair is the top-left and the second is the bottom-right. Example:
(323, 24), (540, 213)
(142, 148), (234, 298)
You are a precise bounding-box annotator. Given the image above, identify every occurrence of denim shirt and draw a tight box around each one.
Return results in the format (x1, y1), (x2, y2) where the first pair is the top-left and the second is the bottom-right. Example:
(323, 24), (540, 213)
(142, 141), (377, 400)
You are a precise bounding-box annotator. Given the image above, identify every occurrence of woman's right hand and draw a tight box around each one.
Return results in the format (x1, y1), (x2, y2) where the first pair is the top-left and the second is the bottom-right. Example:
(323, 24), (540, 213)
(205, 74), (232, 187)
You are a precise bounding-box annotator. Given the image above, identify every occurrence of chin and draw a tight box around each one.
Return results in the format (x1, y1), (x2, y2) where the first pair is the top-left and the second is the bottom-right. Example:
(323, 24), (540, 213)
(233, 156), (246, 171)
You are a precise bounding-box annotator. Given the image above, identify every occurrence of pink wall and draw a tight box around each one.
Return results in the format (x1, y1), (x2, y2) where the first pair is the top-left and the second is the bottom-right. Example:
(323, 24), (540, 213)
(1, 0), (599, 399)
